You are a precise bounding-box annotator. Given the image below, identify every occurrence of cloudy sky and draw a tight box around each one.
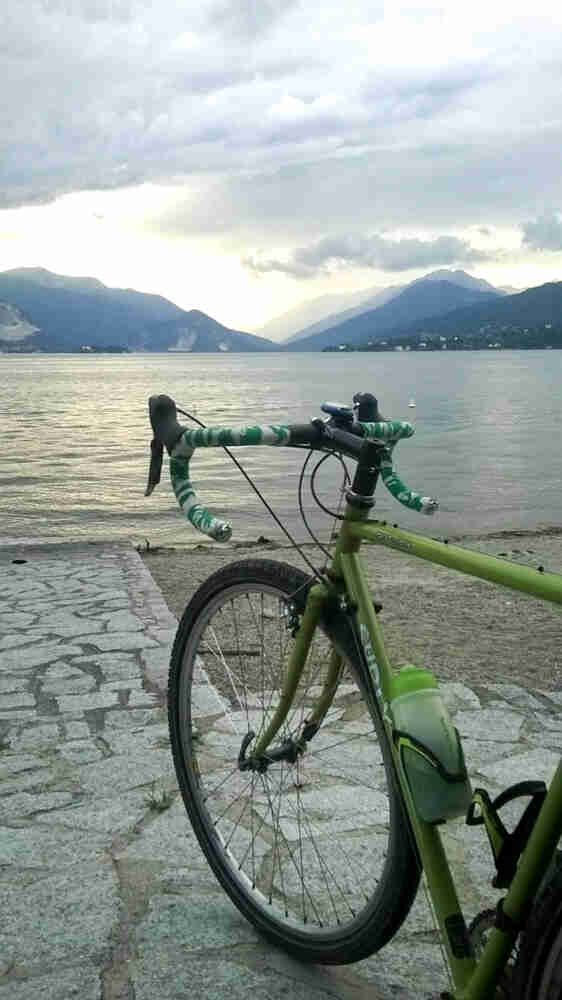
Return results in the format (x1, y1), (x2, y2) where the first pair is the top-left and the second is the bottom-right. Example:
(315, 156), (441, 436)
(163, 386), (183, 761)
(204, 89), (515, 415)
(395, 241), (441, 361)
(1, 0), (562, 331)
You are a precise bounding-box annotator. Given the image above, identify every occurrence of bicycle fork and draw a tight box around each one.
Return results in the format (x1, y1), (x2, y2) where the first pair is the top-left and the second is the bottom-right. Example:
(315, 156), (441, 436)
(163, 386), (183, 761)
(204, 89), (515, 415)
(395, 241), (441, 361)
(246, 582), (346, 767)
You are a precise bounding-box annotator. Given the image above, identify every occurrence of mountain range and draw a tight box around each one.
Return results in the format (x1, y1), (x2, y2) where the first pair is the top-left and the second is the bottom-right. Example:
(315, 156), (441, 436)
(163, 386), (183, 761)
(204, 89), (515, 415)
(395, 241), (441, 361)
(370, 280), (562, 347)
(286, 273), (504, 351)
(258, 270), (518, 343)
(0, 268), (276, 353)
(0, 266), (558, 354)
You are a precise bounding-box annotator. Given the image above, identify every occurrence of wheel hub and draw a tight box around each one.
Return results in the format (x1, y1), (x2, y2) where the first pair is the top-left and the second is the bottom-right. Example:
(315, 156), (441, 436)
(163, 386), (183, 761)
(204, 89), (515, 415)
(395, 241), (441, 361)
(237, 729), (305, 772)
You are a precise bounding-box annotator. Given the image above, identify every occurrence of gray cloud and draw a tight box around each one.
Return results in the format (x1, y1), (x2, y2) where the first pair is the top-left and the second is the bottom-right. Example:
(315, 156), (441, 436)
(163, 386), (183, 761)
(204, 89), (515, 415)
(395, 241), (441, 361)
(207, 0), (300, 40)
(360, 60), (496, 126)
(151, 127), (562, 246)
(2, 0), (562, 281)
(244, 233), (491, 278)
(39, 0), (143, 22)
(522, 213), (562, 251)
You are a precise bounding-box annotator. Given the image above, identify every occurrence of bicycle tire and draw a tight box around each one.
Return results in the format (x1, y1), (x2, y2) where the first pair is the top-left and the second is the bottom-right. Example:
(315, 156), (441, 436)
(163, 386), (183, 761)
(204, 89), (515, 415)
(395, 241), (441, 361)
(168, 558), (420, 964)
(512, 862), (562, 998)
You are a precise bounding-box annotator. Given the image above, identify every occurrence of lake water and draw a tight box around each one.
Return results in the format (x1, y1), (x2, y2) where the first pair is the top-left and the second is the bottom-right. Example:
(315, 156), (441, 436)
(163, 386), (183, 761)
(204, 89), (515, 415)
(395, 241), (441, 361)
(1, 351), (562, 547)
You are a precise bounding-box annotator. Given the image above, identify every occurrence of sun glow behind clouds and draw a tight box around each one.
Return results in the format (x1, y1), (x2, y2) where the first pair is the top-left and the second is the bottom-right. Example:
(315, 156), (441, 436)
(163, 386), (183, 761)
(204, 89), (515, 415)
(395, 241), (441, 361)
(0, 186), (296, 329)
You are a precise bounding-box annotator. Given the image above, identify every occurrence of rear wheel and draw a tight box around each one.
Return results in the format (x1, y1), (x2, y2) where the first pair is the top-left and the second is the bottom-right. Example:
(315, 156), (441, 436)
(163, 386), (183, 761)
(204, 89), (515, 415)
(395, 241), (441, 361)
(512, 861), (562, 998)
(168, 558), (420, 964)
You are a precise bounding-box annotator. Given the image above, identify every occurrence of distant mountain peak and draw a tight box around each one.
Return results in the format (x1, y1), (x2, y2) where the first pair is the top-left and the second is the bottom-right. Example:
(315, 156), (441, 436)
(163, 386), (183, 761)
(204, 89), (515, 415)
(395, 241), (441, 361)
(411, 269), (499, 294)
(286, 277), (501, 351)
(3, 267), (107, 293)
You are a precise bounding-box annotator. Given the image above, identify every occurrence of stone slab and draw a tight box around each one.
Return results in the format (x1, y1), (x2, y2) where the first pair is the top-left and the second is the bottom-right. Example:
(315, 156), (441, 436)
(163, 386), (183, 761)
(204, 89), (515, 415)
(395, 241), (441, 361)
(0, 965), (101, 1000)
(4, 540), (562, 1000)
(0, 860), (118, 975)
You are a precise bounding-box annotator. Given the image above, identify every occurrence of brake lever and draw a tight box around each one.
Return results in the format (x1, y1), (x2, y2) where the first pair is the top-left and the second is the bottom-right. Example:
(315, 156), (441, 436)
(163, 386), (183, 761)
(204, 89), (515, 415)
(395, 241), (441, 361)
(144, 437), (164, 496)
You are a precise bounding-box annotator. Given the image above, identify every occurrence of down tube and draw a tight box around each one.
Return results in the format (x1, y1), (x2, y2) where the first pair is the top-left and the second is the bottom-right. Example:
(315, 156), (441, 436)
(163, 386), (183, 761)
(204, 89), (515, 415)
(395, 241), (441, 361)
(339, 550), (478, 994)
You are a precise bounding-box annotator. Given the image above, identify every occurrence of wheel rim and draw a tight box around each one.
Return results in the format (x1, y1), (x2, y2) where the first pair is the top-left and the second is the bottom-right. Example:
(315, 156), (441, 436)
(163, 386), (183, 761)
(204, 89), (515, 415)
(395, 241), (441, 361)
(176, 580), (396, 939)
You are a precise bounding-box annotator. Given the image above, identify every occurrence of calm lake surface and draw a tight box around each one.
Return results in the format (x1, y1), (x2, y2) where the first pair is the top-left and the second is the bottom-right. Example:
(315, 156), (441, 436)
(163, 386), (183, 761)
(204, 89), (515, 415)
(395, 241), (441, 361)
(1, 351), (561, 547)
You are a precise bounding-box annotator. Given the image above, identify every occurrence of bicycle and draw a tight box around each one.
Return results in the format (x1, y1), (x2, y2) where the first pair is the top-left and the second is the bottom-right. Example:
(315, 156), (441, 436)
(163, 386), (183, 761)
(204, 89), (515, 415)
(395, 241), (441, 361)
(146, 390), (562, 999)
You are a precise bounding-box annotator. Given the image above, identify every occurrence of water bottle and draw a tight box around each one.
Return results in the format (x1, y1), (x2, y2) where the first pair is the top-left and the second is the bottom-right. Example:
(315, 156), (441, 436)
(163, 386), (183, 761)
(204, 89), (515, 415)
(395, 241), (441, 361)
(390, 666), (472, 824)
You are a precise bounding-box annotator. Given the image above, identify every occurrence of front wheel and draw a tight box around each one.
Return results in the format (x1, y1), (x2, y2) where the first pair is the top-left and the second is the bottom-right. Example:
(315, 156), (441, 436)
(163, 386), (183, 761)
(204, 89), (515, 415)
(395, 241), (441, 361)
(168, 558), (420, 964)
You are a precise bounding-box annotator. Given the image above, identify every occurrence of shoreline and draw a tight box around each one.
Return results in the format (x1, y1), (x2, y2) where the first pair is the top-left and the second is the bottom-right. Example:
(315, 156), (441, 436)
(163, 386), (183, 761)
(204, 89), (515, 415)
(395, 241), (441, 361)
(132, 521), (562, 556)
(2, 522), (562, 553)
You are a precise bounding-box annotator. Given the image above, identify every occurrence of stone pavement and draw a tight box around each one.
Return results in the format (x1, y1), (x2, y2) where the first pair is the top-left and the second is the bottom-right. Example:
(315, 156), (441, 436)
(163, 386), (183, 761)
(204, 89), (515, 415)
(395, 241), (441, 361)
(1, 542), (562, 1000)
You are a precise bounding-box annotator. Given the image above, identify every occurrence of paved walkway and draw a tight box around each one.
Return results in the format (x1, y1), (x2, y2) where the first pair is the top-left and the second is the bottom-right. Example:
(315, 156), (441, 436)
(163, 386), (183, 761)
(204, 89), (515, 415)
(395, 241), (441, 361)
(1, 542), (561, 1000)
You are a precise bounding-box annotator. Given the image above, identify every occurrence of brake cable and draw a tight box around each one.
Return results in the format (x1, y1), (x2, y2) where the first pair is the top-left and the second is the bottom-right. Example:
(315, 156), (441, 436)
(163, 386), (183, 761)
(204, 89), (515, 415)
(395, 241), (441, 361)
(175, 405), (331, 585)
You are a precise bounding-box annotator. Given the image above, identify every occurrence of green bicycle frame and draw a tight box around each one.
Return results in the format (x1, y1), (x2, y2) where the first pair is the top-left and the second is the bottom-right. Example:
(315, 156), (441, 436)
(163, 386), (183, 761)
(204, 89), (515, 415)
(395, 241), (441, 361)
(338, 513), (562, 999)
(264, 505), (562, 1000)
(158, 397), (562, 997)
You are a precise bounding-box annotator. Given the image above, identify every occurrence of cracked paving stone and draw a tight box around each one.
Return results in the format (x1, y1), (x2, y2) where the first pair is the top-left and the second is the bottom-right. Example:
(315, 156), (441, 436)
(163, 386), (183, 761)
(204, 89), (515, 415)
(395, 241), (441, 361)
(131, 951), (341, 1000)
(477, 747), (561, 788)
(37, 788), (150, 834)
(483, 683), (544, 710)
(42, 661), (86, 679)
(126, 690), (159, 707)
(0, 859), (118, 975)
(531, 712), (562, 731)
(454, 708), (524, 742)
(0, 692), (35, 709)
(41, 674), (97, 695)
(538, 689), (562, 707)
(64, 721), (91, 740)
(357, 938), (448, 998)
(0, 768), (56, 795)
(88, 631), (158, 652)
(73, 651), (139, 672)
(1, 580), (51, 599)
(76, 746), (174, 795)
(34, 611), (104, 638)
(462, 739), (520, 774)
(0, 708), (36, 722)
(0, 676), (29, 694)
(9, 723), (60, 753)
(1, 790), (74, 820)
(58, 740), (104, 764)
(56, 690), (119, 713)
(99, 678), (144, 693)
(103, 707), (158, 729)
(1, 641), (84, 672)
(102, 610), (144, 631)
(106, 723), (169, 755)
(135, 890), (259, 954)
(0, 964), (101, 1000)
(0, 632), (51, 651)
(0, 821), (108, 869)
(527, 729), (562, 749)
(0, 753), (52, 779)
(116, 798), (220, 870)
(0, 612), (37, 628)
